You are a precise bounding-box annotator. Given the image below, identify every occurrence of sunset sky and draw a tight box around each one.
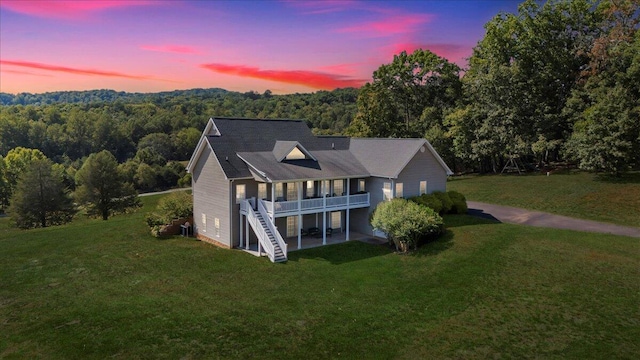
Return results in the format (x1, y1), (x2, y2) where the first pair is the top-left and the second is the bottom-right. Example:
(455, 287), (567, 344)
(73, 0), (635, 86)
(0, 0), (521, 95)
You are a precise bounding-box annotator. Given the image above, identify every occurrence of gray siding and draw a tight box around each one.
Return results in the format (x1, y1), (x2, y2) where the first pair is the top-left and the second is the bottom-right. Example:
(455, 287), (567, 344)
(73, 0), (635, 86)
(396, 147), (447, 197)
(230, 178), (258, 247)
(192, 146), (231, 246)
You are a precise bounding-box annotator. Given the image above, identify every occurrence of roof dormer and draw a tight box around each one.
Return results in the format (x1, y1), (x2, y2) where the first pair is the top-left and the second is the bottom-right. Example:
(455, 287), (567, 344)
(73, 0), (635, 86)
(272, 140), (317, 162)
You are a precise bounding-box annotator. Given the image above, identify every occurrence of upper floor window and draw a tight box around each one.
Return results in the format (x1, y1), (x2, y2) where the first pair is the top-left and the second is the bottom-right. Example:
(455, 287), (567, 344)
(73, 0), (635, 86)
(358, 179), (365, 192)
(333, 179), (344, 196)
(235, 184), (246, 203)
(420, 181), (427, 195)
(287, 182), (298, 201)
(275, 183), (284, 200)
(258, 183), (267, 200)
(322, 180), (331, 196)
(395, 183), (403, 198)
(306, 181), (315, 198)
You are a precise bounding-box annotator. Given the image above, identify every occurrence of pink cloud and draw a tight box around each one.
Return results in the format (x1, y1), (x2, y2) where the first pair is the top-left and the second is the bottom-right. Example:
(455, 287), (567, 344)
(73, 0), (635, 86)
(0, 0), (153, 20)
(200, 63), (367, 90)
(140, 45), (202, 55)
(338, 13), (433, 36)
(0, 69), (53, 77)
(282, 0), (357, 14)
(1, 59), (169, 81)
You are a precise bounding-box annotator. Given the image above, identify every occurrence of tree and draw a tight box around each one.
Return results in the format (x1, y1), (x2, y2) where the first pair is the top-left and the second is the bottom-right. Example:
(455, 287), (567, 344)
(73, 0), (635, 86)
(564, 1), (639, 174)
(347, 49), (461, 139)
(0, 155), (9, 212)
(371, 198), (444, 253)
(8, 158), (76, 229)
(462, 0), (603, 170)
(4, 147), (47, 201)
(75, 150), (140, 220)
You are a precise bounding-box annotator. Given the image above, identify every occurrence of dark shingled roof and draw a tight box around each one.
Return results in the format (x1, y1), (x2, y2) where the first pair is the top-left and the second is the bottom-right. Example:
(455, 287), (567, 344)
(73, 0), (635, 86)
(190, 117), (451, 181)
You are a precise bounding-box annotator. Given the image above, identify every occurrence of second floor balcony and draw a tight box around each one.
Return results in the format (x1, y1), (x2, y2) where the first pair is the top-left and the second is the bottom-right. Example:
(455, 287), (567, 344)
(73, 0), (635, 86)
(261, 192), (369, 217)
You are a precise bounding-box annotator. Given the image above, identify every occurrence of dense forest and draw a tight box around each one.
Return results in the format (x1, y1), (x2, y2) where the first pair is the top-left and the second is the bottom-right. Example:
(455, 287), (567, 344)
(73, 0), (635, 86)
(1, 0), (638, 219)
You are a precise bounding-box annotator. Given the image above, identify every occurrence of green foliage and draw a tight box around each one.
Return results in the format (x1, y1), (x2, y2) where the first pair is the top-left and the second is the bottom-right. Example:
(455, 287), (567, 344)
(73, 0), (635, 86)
(371, 198), (443, 252)
(447, 191), (468, 214)
(432, 191), (453, 214)
(145, 191), (193, 237)
(409, 193), (443, 214)
(8, 158), (76, 228)
(75, 150), (140, 220)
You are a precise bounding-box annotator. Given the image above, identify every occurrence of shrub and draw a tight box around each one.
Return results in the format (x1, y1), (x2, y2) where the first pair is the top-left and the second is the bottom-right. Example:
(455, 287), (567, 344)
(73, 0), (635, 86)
(371, 198), (444, 253)
(447, 191), (468, 214)
(432, 191), (453, 214)
(145, 191), (193, 237)
(409, 193), (443, 214)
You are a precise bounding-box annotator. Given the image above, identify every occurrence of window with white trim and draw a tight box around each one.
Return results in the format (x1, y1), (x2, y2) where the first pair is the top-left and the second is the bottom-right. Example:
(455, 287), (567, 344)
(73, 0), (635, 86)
(286, 216), (298, 237)
(287, 182), (297, 201)
(275, 183), (284, 200)
(322, 180), (331, 196)
(306, 181), (315, 198)
(214, 217), (220, 237)
(333, 179), (344, 196)
(331, 211), (341, 229)
(395, 183), (403, 198)
(383, 182), (392, 201)
(420, 181), (427, 195)
(258, 183), (267, 200)
(201, 213), (207, 232)
(358, 179), (365, 192)
(235, 184), (246, 203)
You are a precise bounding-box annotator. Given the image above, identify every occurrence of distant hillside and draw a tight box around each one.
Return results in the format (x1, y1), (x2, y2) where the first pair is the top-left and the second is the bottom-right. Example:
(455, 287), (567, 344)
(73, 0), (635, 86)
(0, 88), (231, 106)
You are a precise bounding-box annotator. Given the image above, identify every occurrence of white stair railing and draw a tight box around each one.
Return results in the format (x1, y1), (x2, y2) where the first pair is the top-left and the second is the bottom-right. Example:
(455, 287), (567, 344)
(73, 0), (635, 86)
(241, 200), (276, 262)
(258, 200), (288, 258)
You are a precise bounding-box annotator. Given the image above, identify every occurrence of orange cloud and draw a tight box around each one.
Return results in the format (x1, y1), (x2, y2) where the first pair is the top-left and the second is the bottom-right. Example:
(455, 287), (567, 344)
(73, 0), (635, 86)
(200, 63), (366, 90)
(338, 13), (433, 36)
(0, 69), (53, 77)
(1, 59), (168, 81)
(141, 45), (201, 54)
(0, 0), (153, 20)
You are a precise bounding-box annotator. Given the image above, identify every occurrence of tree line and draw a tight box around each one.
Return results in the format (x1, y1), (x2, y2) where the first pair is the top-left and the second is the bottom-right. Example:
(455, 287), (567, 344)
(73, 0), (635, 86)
(347, 0), (639, 175)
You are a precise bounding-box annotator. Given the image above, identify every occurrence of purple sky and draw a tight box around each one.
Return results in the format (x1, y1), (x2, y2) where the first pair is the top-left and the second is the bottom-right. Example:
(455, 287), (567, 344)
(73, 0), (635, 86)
(0, 0), (521, 94)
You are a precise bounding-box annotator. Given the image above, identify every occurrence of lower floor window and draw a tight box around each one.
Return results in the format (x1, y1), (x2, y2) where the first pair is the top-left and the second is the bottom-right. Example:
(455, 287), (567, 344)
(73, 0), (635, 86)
(331, 211), (341, 229)
(286, 216), (298, 237)
(214, 217), (220, 237)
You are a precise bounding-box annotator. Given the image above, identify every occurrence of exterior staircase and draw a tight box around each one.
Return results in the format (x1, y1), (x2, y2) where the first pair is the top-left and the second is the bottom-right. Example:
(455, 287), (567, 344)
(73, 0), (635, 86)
(254, 211), (287, 262)
(241, 199), (287, 263)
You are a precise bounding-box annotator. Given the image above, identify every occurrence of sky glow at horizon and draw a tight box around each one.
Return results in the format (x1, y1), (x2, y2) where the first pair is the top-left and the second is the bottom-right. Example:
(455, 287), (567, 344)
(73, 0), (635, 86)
(0, 0), (521, 95)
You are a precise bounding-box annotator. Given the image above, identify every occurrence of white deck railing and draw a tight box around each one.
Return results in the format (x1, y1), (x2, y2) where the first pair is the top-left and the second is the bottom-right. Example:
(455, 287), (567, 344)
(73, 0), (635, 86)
(257, 200), (288, 259)
(261, 192), (369, 216)
(241, 200), (279, 262)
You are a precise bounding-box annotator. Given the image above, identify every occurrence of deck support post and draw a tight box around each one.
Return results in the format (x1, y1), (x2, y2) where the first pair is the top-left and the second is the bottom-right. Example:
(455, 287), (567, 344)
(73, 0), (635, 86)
(298, 182), (302, 250)
(245, 215), (249, 250)
(346, 180), (350, 241)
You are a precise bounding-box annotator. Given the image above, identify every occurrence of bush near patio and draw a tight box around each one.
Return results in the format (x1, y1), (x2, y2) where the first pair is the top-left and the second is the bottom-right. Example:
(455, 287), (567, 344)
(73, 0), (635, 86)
(371, 198), (444, 252)
(409, 190), (468, 215)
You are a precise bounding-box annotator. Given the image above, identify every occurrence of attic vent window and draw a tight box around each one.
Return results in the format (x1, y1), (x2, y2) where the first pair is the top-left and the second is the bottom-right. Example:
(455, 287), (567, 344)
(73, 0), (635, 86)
(285, 146), (306, 160)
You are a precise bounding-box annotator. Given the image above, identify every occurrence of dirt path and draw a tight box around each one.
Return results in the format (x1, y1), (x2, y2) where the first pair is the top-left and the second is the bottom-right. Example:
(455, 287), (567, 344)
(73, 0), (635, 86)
(467, 201), (640, 238)
(138, 188), (191, 197)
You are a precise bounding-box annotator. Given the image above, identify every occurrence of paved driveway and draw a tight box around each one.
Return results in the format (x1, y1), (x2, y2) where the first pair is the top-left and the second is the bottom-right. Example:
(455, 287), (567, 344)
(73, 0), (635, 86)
(467, 201), (640, 238)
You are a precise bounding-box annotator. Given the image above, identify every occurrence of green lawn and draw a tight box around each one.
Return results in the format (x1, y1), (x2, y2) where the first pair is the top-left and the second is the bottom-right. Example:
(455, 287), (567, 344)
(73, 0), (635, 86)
(447, 171), (640, 227)
(1, 196), (639, 359)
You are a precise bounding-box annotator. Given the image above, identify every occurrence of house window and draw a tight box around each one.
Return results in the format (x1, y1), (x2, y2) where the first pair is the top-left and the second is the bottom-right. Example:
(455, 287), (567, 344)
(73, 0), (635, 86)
(358, 179), (365, 192)
(287, 182), (297, 201)
(420, 181), (427, 195)
(322, 180), (331, 196)
(275, 183), (284, 200)
(395, 183), (403, 198)
(286, 146), (306, 160)
(306, 181), (314, 198)
(201, 213), (207, 232)
(235, 184), (246, 203)
(331, 211), (341, 229)
(258, 183), (267, 200)
(383, 182), (392, 201)
(214, 217), (220, 237)
(333, 179), (344, 196)
(286, 216), (298, 237)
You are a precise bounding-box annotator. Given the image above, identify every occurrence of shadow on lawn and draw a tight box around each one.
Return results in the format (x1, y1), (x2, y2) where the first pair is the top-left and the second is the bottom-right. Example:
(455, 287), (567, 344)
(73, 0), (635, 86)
(286, 240), (393, 265)
(595, 172), (640, 184)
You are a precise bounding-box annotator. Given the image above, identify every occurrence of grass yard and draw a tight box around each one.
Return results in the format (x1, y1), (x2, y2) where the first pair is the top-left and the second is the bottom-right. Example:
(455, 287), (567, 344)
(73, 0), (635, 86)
(1, 195), (639, 359)
(447, 171), (640, 228)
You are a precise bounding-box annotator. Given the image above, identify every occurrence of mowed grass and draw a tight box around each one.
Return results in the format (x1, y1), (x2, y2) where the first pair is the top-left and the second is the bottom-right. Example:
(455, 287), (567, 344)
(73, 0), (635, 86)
(447, 171), (640, 227)
(1, 196), (639, 359)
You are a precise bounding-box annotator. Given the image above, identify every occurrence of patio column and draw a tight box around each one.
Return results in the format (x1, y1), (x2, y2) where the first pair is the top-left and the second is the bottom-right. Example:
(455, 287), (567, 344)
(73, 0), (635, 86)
(297, 181), (302, 250)
(245, 215), (250, 250)
(322, 180), (327, 245)
(239, 212), (244, 248)
(271, 182), (276, 221)
(346, 180), (350, 241)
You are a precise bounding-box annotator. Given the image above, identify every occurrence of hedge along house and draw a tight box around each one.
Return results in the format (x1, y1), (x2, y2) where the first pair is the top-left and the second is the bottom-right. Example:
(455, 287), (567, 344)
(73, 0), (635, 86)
(186, 117), (453, 262)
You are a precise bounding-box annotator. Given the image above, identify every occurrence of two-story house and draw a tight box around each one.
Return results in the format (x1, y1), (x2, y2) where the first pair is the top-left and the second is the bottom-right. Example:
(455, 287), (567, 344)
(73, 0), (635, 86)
(186, 117), (452, 262)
